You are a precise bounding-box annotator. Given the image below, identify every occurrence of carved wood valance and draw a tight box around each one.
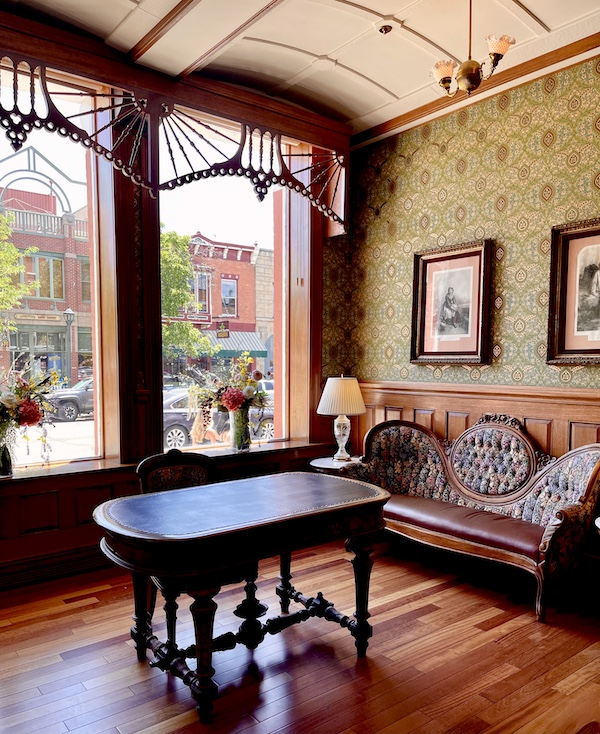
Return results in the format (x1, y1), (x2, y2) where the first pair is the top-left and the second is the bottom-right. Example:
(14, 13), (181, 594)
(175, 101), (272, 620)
(0, 54), (346, 225)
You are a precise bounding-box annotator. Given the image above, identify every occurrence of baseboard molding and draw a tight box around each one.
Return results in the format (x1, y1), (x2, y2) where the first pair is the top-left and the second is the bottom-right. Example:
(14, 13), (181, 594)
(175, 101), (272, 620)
(0, 545), (113, 590)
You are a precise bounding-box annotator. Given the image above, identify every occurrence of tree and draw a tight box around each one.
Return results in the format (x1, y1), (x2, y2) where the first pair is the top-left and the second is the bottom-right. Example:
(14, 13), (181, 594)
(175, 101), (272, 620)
(0, 213), (38, 346)
(160, 228), (219, 360)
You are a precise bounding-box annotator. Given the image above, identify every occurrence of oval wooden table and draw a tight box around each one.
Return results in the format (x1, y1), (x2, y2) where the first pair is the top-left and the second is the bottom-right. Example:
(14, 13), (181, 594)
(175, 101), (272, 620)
(93, 471), (389, 721)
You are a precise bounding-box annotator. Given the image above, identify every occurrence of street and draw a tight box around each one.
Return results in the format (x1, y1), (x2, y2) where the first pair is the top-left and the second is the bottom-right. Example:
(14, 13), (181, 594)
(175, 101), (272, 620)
(13, 418), (96, 468)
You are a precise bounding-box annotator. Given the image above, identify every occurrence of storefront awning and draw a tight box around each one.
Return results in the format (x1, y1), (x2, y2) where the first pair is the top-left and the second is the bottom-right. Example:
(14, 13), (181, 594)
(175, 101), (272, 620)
(203, 330), (267, 358)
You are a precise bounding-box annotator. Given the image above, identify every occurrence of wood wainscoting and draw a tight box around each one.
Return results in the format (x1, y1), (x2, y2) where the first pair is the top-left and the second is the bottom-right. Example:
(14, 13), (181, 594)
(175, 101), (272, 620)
(0, 443), (331, 590)
(356, 381), (600, 459)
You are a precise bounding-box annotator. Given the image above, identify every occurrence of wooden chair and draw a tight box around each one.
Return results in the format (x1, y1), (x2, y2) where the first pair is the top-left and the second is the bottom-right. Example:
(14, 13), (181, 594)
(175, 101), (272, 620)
(136, 448), (216, 494)
(134, 449), (217, 665)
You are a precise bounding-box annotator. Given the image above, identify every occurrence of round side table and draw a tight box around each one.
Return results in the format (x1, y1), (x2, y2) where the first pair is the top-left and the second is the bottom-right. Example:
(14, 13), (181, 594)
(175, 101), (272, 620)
(309, 456), (361, 475)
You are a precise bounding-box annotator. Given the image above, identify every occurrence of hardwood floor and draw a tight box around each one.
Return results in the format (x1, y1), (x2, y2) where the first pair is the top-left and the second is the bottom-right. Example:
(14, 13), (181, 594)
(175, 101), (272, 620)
(1, 540), (599, 734)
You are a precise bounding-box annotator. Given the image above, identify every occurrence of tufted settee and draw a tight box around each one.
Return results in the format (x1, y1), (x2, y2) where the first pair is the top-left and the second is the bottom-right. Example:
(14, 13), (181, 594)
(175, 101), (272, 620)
(340, 414), (600, 621)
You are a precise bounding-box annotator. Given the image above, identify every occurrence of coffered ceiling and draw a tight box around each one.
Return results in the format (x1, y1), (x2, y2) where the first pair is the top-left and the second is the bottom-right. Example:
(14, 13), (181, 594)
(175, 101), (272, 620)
(7, 0), (600, 137)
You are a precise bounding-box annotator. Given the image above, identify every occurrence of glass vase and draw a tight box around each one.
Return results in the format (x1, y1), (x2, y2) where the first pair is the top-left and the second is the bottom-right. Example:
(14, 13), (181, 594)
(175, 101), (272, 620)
(229, 406), (251, 453)
(0, 440), (13, 477)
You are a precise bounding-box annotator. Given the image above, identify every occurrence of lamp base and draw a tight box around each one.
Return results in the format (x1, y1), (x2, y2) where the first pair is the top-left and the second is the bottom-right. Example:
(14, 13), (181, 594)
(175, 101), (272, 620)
(332, 414), (351, 461)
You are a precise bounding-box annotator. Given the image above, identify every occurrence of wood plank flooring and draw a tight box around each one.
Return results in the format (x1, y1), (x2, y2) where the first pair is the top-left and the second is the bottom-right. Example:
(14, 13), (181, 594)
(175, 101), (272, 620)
(1, 539), (599, 734)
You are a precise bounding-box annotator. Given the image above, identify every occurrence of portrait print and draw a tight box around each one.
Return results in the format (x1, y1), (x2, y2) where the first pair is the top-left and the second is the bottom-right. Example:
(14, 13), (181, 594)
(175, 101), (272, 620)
(574, 243), (600, 335)
(547, 217), (600, 364)
(432, 268), (472, 337)
(411, 240), (491, 364)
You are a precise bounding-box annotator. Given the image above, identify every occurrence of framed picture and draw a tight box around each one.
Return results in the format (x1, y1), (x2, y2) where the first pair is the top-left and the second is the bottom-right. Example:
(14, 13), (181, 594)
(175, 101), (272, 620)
(410, 240), (492, 364)
(547, 217), (600, 364)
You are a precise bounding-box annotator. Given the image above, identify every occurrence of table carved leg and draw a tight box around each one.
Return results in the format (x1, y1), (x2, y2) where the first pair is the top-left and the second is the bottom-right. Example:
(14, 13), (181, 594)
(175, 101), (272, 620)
(276, 552), (292, 613)
(189, 585), (221, 723)
(233, 564), (268, 650)
(130, 571), (153, 661)
(346, 535), (374, 657)
(146, 579), (181, 670)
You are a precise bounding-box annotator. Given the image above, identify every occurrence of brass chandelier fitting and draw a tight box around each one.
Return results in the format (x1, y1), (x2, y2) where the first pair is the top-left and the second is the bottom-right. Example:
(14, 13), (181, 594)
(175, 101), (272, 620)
(430, 0), (515, 97)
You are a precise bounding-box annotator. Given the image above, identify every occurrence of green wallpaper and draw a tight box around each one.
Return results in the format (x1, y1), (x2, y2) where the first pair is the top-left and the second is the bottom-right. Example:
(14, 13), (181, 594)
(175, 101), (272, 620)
(323, 57), (600, 388)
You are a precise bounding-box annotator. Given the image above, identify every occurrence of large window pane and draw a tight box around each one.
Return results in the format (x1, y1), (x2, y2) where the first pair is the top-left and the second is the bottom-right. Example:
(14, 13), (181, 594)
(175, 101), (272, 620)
(159, 168), (283, 452)
(0, 71), (101, 467)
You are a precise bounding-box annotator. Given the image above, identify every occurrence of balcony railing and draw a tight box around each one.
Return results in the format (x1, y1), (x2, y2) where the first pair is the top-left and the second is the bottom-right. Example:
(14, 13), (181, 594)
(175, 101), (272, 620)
(5, 209), (89, 239)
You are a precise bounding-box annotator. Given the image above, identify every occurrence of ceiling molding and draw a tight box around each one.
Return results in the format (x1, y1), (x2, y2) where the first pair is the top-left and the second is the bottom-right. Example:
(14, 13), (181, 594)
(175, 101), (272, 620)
(351, 31), (600, 149)
(178, 0), (287, 78)
(495, 0), (550, 34)
(130, 0), (202, 62)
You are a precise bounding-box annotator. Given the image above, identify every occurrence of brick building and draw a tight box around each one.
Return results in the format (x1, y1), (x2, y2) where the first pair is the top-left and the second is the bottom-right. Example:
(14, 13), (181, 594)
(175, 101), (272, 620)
(174, 231), (274, 374)
(0, 146), (91, 385)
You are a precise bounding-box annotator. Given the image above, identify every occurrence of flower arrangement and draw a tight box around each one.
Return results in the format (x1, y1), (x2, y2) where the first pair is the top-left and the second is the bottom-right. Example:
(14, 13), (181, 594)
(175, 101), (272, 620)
(189, 352), (269, 451)
(0, 366), (58, 475)
(191, 352), (269, 413)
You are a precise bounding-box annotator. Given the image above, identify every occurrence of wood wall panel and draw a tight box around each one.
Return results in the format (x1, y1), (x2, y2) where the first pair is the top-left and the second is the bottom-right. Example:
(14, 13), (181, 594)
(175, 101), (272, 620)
(356, 381), (600, 458)
(76, 486), (113, 526)
(19, 492), (59, 534)
(446, 412), (470, 441)
(522, 418), (553, 455)
(570, 423), (600, 450)
(384, 406), (403, 421)
(414, 410), (434, 431)
(0, 443), (331, 588)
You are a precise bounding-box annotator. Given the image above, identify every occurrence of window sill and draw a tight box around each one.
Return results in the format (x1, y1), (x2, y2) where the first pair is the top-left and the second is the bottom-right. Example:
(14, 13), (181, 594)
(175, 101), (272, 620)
(2, 440), (332, 483)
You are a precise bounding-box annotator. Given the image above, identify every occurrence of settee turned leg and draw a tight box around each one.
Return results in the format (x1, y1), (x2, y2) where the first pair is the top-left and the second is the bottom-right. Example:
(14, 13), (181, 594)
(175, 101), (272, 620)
(535, 571), (546, 623)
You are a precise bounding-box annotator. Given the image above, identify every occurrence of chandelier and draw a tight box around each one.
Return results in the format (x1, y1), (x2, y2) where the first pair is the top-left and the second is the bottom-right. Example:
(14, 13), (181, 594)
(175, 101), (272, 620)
(430, 0), (515, 97)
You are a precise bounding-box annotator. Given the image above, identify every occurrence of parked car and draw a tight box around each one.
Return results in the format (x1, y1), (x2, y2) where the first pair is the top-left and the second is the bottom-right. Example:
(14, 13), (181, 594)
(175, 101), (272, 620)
(48, 383), (275, 448)
(162, 388), (274, 449)
(46, 378), (94, 422)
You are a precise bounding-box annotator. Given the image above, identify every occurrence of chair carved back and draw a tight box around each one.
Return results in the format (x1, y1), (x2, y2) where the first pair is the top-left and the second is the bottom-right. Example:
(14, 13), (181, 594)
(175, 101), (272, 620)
(136, 448), (217, 493)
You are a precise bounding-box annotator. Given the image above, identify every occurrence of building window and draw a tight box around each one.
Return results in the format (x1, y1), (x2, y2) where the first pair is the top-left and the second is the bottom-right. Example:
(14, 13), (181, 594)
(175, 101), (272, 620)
(81, 257), (91, 302)
(9, 327), (66, 375)
(19, 254), (64, 299)
(192, 271), (209, 313)
(77, 327), (93, 379)
(221, 278), (237, 315)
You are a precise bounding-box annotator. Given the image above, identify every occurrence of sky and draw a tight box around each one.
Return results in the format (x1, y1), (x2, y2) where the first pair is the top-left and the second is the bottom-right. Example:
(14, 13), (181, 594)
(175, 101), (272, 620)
(159, 175), (274, 247)
(0, 87), (275, 249)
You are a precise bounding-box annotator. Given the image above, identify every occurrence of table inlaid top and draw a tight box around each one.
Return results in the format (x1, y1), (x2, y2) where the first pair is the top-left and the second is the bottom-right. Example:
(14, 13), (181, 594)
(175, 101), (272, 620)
(93, 471), (389, 541)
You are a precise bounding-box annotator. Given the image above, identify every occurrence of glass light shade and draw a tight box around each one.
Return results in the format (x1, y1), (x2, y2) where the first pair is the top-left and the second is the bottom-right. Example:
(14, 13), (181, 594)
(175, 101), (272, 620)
(486, 35), (515, 56)
(430, 59), (457, 82)
(317, 376), (366, 417)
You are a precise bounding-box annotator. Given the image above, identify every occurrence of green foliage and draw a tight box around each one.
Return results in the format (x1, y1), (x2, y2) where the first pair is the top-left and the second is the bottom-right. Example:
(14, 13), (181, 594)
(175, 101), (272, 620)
(160, 228), (219, 359)
(0, 213), (38, 311)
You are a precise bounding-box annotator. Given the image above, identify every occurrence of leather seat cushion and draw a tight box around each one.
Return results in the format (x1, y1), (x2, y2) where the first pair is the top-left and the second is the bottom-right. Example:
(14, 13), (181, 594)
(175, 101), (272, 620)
(385, 495), (544, 561)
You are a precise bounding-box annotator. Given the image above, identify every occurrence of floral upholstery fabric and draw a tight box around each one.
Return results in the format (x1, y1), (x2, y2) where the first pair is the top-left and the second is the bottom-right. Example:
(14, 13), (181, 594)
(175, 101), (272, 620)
(451, 428), (533, 497)
(342, 423), (600, 528)
(341, 424), (451, 501)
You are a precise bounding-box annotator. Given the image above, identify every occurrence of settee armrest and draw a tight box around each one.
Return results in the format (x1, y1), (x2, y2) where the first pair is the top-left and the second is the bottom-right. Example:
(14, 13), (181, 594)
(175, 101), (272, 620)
(339, 460), (370, 483)
(539, 503), (582, 552)
(539, 501), (593, 576)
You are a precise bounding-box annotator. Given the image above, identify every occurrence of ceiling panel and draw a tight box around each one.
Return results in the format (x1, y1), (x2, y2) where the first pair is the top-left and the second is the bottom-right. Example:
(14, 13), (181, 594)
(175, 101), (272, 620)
(5, 0), (600, 136)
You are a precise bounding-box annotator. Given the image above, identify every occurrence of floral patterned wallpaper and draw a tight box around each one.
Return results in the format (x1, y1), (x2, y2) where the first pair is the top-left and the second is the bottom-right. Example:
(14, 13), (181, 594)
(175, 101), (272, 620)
(323, 56), (600, 388)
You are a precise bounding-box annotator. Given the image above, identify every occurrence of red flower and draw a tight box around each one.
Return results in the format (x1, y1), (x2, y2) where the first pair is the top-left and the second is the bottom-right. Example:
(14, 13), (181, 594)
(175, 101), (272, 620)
(220, 387), (246, 411)
(17, 399), (43, 427)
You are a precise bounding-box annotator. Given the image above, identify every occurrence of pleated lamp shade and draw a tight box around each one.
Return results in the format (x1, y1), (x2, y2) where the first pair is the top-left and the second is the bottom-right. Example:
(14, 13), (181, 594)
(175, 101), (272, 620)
(317, 376), (366, 416)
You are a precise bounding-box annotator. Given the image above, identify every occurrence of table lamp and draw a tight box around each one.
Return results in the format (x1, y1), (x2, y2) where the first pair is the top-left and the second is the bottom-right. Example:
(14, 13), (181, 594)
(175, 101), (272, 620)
(317, 375), (366, 461)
